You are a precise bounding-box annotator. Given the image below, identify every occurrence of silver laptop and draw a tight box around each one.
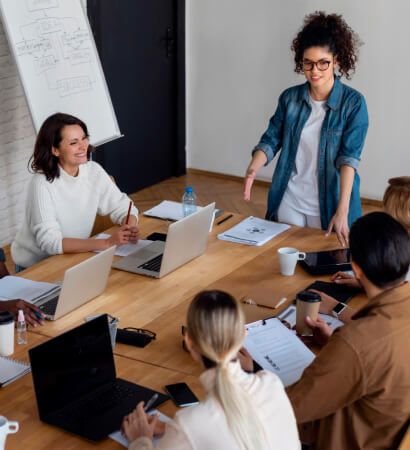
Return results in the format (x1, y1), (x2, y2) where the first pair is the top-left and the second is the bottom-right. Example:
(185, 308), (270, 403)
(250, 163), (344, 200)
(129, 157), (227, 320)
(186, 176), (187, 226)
(35, 246), (116, 320)
(112, 203), (215, 278)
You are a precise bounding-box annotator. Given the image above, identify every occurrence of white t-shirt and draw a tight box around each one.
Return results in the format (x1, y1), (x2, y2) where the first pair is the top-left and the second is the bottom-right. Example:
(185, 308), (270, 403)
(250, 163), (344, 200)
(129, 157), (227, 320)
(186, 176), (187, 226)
(281, 97), (327, 216)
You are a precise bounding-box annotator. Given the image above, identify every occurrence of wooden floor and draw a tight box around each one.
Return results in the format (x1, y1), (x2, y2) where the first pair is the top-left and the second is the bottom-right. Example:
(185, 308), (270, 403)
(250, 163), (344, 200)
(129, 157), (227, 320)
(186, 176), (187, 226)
(3, 170), (381, 273)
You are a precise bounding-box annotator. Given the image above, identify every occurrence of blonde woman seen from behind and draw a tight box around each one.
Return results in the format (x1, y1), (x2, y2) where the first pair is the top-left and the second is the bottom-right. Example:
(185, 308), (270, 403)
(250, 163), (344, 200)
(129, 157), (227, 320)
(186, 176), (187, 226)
(123, 290), (300, 450)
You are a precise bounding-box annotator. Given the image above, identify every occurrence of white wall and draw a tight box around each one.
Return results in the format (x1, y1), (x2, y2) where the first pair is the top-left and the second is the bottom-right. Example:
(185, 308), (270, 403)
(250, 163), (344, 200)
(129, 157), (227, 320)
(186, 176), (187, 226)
(186, 0), (410, 200)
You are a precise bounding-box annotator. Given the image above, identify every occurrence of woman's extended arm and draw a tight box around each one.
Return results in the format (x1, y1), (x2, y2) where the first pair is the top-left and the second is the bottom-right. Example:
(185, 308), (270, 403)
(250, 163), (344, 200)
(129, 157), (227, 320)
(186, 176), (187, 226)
(243, 150), (268, 201)
(326, 165), (355, 247)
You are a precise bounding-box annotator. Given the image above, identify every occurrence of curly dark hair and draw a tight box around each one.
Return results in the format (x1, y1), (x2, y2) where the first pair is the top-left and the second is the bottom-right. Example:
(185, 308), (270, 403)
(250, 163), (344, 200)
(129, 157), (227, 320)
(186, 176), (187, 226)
(291, 11), (362, 79)
(29, 113), (95, 182)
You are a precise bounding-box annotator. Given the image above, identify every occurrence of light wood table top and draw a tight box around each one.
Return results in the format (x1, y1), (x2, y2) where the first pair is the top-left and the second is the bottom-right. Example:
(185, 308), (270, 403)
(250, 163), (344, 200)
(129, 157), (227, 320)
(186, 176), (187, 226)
(4, 215), (369, 448)
(1, 333), (204, 450)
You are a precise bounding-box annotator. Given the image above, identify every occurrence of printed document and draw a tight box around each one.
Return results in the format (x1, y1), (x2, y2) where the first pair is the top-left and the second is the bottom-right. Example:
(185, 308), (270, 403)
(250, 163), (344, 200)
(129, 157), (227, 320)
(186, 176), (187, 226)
(93, 234), (153, 257)
(143, 200), (201, 221)
(0, 276), (60, 303)
(218, 216), (290, 246)
(109, 410), (171, 447)
(278, 304), (344, 330)
(245, 317), (315, 386)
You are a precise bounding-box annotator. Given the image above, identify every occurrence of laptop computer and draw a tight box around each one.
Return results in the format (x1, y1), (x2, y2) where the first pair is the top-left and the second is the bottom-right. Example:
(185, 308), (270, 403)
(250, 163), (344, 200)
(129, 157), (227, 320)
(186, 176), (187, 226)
(29, 315), (168, 441)
(112, 203), (215, 278)
(34, 246), (116, 320)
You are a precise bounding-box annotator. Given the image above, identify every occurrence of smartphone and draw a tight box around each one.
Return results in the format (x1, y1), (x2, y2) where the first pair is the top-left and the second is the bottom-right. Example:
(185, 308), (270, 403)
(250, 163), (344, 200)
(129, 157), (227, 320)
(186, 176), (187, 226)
(164, 383), (199, 407)
(146, 232), (167, 241)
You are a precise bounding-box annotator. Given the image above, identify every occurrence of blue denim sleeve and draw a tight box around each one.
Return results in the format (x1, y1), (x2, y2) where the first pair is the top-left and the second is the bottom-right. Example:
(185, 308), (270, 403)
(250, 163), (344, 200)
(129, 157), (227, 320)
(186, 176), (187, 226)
(336, 95), (369, 171)
(253, 92), (285, 165)
(0, 248), (5, 262)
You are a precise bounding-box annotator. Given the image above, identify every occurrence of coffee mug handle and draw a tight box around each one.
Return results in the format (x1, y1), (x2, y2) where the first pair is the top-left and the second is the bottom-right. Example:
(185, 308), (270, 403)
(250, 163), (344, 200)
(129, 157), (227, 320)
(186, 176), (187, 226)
(298, 252), (306, 261)
(7, 421), (19, 434)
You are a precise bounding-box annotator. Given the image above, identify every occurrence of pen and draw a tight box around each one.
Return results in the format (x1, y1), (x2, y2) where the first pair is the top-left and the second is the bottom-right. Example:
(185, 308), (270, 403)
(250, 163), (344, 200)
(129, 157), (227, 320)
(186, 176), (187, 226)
(144, 393), (159, 412)
(125, 201), (132, 225)
(217, 214), (233, 226)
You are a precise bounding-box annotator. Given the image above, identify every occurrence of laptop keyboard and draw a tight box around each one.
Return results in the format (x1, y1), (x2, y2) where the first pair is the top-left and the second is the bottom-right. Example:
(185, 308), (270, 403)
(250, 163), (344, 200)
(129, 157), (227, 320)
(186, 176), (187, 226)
(39, 296), (59, 315)
(56, 381), (137, 423)
(138, 254), (163, 272)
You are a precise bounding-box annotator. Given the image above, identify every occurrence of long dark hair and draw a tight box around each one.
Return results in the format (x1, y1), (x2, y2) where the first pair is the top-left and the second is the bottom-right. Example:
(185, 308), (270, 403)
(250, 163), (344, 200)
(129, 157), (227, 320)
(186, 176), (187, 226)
(29, 113), (94, 182)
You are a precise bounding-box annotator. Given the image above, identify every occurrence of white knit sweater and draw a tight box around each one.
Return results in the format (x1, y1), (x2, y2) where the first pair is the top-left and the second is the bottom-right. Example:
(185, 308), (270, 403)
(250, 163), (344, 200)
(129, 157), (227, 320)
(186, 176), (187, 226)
(11, 161), (138, 268)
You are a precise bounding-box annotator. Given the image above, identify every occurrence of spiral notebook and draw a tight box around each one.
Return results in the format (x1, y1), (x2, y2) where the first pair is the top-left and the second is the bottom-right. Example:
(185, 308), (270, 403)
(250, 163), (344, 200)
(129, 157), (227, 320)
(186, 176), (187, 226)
(0, 356), (31, 387)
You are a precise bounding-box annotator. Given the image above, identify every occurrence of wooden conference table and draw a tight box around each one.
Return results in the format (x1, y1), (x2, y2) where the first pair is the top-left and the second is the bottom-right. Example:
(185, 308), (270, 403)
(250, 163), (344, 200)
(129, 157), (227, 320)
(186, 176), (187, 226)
(0, 213), (368, 449)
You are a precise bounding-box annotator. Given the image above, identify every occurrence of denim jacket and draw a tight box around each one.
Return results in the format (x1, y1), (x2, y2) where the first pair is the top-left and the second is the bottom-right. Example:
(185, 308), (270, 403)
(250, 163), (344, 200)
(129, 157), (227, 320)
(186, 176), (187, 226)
(254, 78), (369, 229)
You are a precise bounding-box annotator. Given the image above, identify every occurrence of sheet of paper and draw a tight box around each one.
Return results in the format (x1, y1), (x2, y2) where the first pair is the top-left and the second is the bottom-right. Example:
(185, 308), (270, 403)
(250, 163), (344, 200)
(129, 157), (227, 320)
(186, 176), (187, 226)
(218, 216), (290, 246)
(94, 234), (153, 257)
(143, 200), (202, 221)
(244, 317), (315, 386)
(0, 276), (60, 302)
(109, 410), (171, 448)
(278, 305), (344, 331)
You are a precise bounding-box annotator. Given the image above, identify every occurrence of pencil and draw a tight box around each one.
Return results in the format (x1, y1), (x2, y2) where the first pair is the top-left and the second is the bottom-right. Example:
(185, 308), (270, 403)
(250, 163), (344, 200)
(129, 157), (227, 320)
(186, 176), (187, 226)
(125, 201), (132, 225)
(217, 214), (233, 226)
(144, 393), (159, 412)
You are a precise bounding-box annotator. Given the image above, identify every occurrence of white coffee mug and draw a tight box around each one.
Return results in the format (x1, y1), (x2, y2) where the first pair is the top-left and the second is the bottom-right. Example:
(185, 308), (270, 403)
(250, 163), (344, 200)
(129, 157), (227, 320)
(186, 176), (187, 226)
(0, 416), (19, 450)
(278, 247), (306, 276)
(0, 312), (14, 356)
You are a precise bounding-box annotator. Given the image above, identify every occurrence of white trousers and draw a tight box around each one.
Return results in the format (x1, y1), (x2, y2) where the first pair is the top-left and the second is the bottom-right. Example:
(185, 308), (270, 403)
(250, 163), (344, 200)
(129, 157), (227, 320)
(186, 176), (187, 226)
(277, 199), (322, 229)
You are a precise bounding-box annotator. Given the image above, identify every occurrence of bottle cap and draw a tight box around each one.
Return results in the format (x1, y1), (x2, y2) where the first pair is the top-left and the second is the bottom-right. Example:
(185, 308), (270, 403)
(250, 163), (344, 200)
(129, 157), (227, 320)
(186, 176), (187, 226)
(185, 186), (193, 193)
(17, 310), (25, 322)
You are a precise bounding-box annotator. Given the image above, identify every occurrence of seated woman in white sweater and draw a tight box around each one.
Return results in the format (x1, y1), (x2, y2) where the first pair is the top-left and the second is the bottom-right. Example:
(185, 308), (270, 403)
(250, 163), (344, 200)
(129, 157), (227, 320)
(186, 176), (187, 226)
(11, 113), (139, 269)
(122, 290), (300, 450)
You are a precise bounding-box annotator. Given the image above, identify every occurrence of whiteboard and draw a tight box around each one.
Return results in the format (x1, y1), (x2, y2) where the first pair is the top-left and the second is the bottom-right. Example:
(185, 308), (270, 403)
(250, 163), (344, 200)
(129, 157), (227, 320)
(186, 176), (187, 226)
(0, 0), (121, 146)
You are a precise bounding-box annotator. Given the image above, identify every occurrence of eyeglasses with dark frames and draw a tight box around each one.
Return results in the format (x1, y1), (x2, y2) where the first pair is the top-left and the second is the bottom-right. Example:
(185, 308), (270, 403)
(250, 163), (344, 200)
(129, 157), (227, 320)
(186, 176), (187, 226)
(302, 59), (332, 71)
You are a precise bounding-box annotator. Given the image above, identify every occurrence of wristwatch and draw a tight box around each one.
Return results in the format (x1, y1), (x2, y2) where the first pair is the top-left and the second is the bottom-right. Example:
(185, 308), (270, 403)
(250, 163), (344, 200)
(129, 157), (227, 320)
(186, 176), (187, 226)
(332, 302), (348, 318)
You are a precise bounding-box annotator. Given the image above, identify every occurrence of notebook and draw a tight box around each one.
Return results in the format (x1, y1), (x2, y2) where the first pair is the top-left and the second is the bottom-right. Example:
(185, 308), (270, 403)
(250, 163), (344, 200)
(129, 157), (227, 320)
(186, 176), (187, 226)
(218, 217), (290, 246)
(0, 356), (31, 387)
(143, 200), (222, 222)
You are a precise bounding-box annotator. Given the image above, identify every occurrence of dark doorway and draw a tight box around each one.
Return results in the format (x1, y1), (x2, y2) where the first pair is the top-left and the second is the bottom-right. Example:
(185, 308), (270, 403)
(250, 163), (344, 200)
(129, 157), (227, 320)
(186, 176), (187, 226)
(87, 0), (185, 194)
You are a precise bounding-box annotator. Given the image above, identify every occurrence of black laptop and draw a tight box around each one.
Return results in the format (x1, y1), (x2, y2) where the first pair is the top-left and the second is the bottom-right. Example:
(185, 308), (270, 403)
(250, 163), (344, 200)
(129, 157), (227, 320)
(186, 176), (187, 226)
(299, 248), (352, 275)
(29, 315), (168, 441)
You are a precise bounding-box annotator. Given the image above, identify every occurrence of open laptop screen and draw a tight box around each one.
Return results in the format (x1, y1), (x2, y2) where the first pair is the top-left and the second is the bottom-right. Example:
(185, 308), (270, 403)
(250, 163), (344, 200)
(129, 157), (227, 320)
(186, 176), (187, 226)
(29, 315), (115, 418)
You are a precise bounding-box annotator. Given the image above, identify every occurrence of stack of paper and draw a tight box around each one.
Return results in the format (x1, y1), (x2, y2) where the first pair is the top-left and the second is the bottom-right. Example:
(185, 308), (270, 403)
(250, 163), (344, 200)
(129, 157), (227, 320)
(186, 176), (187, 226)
(0, 356), (31, 387)
(0, 276), (60, 304)
(218, 216), (290, 246)
(143, 201), (222, 222)
(245, 317), (315, 386)
(144, 200), (202, 221)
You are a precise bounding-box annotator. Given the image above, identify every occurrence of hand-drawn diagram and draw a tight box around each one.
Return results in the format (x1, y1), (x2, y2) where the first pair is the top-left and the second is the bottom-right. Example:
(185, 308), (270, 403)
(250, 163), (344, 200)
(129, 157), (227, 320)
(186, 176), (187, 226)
(15, 0), (96, 97)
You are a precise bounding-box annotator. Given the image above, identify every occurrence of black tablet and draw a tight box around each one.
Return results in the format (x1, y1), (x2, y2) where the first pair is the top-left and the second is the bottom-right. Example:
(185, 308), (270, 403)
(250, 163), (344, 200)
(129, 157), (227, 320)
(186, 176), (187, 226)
(306, 280), (360, 304)
(299, 249), (351, 275)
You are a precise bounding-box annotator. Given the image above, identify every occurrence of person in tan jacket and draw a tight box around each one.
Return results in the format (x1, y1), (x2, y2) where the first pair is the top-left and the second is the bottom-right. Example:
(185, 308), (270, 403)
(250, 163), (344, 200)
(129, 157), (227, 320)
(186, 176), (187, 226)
(122, 290), (301, 450)
(287, 212), (410, 450)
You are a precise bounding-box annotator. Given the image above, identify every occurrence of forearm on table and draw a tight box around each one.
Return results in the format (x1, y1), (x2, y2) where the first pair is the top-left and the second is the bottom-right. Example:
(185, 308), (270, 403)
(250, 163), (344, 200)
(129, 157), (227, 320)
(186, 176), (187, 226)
(62, 237), (110, 253)
(337, 165), (355, 213)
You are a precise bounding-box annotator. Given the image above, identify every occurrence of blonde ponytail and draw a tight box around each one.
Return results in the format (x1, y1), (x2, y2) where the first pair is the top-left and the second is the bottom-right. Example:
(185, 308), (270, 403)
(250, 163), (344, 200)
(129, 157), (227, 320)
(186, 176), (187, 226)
(187, 290), (269, 450)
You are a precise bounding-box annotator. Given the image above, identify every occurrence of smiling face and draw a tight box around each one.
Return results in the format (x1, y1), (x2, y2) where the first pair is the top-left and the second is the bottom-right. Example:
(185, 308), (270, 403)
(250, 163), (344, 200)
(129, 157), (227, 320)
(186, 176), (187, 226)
(52, 124), (89, 175)
(302, 46), (336, 94)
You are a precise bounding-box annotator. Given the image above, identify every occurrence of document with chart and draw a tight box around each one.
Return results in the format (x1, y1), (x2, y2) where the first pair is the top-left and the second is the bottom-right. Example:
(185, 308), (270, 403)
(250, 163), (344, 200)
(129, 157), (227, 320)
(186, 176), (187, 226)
(244, 318), (315, 386)
(218, 216), (290, 246)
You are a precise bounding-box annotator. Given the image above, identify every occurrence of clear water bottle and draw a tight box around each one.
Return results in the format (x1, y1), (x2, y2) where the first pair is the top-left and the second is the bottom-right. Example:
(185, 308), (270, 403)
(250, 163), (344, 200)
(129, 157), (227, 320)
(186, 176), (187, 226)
(182, 186), (197, 217)
(17, 310), (27, 345)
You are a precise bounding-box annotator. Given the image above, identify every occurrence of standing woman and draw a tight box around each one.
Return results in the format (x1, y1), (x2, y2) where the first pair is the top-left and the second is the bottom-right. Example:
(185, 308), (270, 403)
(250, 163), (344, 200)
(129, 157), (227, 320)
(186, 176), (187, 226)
(244, 12), (368, 246)
(122, 290), (300, 450)
(11, 113), (139, 269)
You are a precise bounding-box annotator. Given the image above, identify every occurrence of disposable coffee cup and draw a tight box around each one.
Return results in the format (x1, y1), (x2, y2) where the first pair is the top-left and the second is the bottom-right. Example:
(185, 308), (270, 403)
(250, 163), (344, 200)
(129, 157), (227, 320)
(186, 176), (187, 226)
(0, 416), (18, 450)
(296, 291), (321, 336)
(0, 312), (14, 356)
(278, 247), (306, 276)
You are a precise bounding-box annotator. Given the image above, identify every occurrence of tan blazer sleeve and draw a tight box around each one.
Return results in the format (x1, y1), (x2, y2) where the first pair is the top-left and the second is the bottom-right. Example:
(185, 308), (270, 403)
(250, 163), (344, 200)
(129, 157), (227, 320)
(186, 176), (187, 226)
(129, 421), (193, 450)
(286, 332), (365, 423)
